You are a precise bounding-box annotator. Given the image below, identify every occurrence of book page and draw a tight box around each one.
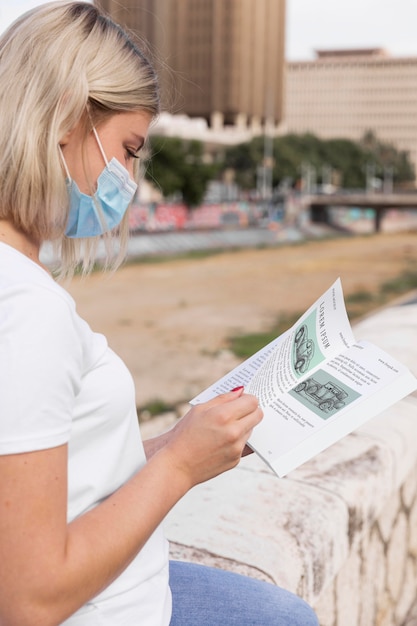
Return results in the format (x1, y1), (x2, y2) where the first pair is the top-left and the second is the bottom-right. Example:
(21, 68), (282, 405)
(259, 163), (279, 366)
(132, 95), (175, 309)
(248, 340), (417, 476)
(190, 278), (417, 477)
(246, 278), (354, 401)
(190, 332), (288, 404)
(191, 278), (354, 405)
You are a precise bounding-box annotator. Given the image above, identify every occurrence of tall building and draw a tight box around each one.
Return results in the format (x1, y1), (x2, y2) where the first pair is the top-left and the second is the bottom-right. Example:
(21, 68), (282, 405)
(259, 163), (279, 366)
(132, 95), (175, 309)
(284, 48), (417, 177)
(96, 0), (286, 130)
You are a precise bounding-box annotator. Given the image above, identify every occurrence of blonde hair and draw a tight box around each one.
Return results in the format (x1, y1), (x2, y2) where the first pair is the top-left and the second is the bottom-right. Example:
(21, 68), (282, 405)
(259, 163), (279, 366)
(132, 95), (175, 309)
(0, 1), (160, 276)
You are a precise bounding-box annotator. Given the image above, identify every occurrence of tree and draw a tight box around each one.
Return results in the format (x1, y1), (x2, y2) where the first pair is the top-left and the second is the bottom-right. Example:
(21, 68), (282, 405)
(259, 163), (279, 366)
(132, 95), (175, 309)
(145, 136), (217, 208)
(222, 131), (415, 192)
(360, 130), (415, 185)
(222, 137), (264, 189)
(321, 138), (366, 188)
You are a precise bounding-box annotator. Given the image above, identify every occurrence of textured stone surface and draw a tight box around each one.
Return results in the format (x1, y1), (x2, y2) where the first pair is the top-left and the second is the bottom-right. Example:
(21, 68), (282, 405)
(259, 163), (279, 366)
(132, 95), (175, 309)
(168, 542), (274, 583)
(403, 597), (417, 626)
(165, 456), (350, 599)
(312, 583), (336, 626)
(165, 397), (417, 617)
(358, 531), (382, 626)
(396, 559), (417, 626)
(378, 490), (401, 542)
(387, 512), (408, 601)
(335, 547), (361, 626)
(408, 497), (417, 558)
(402, 469), (417, 509)
(353, 303), (417, 376)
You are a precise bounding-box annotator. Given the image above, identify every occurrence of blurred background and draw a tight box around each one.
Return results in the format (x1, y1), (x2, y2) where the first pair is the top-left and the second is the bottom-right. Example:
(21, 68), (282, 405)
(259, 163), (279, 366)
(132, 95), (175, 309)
(3, 0), (417, 237)
(3, 1), (417, 413)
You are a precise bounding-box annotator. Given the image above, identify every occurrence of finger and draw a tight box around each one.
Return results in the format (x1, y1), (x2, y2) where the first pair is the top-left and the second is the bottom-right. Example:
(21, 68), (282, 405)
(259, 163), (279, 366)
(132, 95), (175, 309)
(232, 393), (261, 419)
(212, 392), (260, 422)
(242, 403), (264, 429)
(201, 386), (245, 409)
(233, 407), (263, 450)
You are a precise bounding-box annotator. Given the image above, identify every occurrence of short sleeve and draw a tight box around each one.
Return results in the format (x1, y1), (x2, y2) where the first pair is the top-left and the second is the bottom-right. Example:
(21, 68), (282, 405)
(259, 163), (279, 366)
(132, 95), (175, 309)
(0, 283), (83, 454)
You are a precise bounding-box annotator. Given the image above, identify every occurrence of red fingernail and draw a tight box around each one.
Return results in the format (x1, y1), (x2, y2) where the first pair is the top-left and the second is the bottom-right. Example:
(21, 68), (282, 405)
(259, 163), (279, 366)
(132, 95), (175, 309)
(231, 385), (244, 392)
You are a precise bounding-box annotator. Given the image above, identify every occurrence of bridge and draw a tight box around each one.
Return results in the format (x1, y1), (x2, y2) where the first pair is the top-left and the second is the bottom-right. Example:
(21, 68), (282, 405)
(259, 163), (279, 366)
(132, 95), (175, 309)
(307, 192), (417, 232)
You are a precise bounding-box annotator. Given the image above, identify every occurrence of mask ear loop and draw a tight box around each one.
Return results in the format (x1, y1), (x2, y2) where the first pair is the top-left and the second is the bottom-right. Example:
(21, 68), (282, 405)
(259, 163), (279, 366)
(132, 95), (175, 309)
(90, 126), (113, 233)
(58, 146), (72, 182)
(92, 127), (109, 167)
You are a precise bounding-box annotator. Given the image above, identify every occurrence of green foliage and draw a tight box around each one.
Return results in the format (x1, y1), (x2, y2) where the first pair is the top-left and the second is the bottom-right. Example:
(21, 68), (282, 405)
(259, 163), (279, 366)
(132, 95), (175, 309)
(360, 130), (415, 184)
(144, 130), (415, 204)
(321, 138), (366, 188)
(380, 270), (417, 295)
(223, 132), (415, 191)
(344, 290), (374, 304)
(229, 330), (279, 359)
(137, 398), (175, 419)
(145, 136), (218, 208)
(222, 137), (264, 189)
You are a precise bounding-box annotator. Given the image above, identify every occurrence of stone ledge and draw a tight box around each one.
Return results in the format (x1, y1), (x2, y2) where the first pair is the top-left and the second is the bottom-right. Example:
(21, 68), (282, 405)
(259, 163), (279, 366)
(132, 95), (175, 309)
(160, 301), (417, 625)
(164, 396), (417, 601)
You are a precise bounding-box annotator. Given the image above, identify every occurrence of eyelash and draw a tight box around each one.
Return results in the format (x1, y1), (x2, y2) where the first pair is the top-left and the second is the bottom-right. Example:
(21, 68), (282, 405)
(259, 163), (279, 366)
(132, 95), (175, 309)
(125, 148), (141, 159)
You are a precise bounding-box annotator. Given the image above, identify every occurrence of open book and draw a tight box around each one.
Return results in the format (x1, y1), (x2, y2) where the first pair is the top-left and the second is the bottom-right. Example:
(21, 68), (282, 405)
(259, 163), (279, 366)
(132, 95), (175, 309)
(191, 279), (417, 477)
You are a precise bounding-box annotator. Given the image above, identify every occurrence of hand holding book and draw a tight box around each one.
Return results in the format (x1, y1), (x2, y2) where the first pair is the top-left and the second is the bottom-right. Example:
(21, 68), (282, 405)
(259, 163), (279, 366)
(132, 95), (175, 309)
(191, 279), (417, 477)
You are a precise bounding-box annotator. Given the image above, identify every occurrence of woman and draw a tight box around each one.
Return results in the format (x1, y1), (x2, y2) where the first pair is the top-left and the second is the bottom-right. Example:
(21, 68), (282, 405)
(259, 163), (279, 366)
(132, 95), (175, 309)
(0, 3), (319, 625)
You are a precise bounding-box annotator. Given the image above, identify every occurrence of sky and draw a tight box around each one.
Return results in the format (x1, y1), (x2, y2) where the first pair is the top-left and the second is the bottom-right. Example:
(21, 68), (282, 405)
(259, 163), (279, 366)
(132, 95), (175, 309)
(1, 0), (417, 60)
(286, 0), (417, 60)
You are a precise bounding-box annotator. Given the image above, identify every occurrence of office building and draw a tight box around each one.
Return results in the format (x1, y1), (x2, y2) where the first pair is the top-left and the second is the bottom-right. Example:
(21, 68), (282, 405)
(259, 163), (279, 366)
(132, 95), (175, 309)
(284, 48), (417, 176)
(96, 0), (286, 130)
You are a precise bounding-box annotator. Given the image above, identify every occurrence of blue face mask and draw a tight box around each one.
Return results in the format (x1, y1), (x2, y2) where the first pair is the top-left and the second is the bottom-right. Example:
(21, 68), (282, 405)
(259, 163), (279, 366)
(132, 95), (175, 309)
(61, 128), (138, 239)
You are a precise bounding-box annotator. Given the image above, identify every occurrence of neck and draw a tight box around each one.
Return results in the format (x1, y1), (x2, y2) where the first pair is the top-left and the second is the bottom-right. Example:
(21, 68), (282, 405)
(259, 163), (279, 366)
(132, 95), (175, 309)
(0, 219), (43, 267)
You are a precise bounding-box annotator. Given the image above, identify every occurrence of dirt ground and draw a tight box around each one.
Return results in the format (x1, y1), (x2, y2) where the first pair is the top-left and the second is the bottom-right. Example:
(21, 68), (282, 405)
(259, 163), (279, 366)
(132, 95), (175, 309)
(66, 231), (417, 408)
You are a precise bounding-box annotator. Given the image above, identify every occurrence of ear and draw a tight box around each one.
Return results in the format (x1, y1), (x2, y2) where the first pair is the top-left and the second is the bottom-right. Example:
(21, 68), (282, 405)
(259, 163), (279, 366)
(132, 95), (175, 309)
(59, 128), (76, 147)
(59, 115), (87, 147)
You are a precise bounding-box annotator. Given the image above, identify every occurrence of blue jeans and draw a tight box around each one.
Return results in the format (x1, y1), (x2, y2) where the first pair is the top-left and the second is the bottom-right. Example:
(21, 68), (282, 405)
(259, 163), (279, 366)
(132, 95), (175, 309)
(169, 561), (319, 626)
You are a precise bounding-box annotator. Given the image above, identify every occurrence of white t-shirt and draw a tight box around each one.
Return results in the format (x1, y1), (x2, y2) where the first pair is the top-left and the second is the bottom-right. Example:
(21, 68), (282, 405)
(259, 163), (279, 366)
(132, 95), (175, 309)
(0, 242), (171, 626)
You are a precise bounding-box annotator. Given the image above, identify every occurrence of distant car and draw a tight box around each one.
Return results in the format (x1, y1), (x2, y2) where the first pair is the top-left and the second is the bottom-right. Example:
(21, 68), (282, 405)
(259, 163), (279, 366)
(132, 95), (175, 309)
(293, 324), (315, 374)
(294, 377), (348, 412)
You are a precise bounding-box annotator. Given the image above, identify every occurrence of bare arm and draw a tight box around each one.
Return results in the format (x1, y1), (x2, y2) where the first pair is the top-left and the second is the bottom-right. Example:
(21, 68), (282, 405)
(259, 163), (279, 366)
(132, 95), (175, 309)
(0, 389), (262, 626)
(142, 427), (174, 459)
